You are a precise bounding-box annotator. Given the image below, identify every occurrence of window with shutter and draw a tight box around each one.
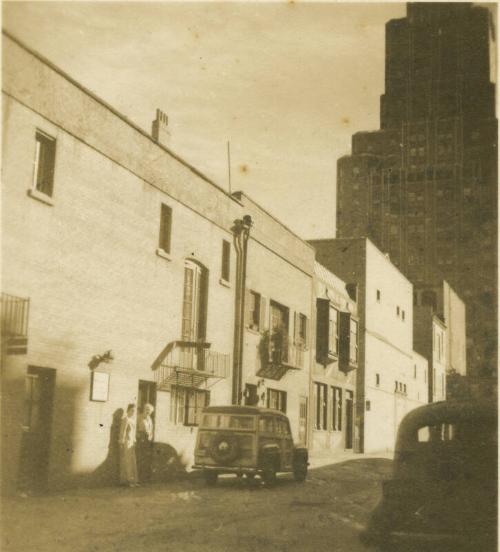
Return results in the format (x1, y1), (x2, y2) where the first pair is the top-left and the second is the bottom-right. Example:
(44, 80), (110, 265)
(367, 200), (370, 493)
(221, 240), (230, 282)
(33, 131), (56, 197)
(159, 204), (173, 254)
(339, 312), (357, 371)
(259, 296), (267, 332)
(245, 290), (262, 331)
(181, 261), (208, 341)
(316, 299), (330, 363)
(329, 307), (340, 356)
(294, 312), (308, 350)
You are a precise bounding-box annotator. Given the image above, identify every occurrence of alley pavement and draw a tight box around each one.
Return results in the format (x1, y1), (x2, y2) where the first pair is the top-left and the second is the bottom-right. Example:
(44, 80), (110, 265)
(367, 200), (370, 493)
(2, 453), (393, 552)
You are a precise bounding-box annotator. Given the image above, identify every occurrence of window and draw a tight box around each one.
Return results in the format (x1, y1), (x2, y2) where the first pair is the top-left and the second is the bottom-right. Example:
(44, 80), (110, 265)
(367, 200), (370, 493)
(33, 131), (56, 197)
(402, 310), (406, 321)
(171, 386), (209, 426)
(328, 306), (339, 355)
(414, 364), (417, 379)
(314, 382), (328, 430)
(294, 312), (308, 349)
(267, 388), (287, 413)
(158, 204), (172, 254)
(396, 306), (400, 316)
(376, 290), (381, 302)
(221, 240), (230, 282)
(349, 319), (358, 364)
(246, 290), (262, 331)
(375, 373), (380, 387)
(332, 387), (342, 431)
(181, 261), (208, 341)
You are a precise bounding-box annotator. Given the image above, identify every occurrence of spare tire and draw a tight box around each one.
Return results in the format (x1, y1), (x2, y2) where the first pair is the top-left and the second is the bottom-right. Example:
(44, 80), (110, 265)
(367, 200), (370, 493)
(209, 433), (240, 464)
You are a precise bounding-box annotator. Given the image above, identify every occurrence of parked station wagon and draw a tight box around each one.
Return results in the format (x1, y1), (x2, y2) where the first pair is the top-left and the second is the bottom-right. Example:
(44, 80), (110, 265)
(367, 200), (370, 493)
(193, 405), (309, 485)
(361, 400), (497, 551)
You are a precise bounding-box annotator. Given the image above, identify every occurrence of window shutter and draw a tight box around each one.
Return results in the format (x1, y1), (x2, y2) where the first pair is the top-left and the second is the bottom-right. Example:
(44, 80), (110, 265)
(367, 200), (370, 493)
(304, 316), (310, 350)
(316, 299), (330, 363)
(259, 296), (267, 332)
(294, 312), (300, 345)
(339, 312), (351, 371)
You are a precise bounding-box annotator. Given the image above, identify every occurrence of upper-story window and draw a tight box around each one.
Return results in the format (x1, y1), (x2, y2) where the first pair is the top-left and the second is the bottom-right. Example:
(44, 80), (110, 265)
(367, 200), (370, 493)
(33, 130), (56, 198)
(294, 312), (309, 350)
(181, 260), (208, 341)
(328, 306), (339, 356)
(246, 290), (264, 332)
(221, 240), (231, 283)
(376, 290), (381, 302)
(158, 204), (173, 255)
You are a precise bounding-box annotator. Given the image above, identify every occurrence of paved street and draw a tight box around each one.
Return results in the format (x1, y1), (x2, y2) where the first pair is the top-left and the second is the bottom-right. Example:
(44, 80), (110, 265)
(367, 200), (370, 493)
(2, 455), (392, 552)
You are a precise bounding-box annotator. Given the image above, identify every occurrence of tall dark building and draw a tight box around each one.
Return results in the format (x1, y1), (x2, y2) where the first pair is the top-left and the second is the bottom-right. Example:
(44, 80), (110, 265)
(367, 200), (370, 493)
(336, 3), (497, 378)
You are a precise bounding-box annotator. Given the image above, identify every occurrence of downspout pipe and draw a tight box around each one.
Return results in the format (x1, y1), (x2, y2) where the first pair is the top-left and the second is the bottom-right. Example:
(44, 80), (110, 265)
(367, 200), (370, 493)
(231, 215), (252, 405)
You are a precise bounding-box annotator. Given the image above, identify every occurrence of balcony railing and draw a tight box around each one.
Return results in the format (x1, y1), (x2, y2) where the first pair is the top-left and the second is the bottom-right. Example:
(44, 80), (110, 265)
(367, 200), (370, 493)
(153, 341), (230, 390)
(1, 293), (29, 355)
(257, 331), (304, 380)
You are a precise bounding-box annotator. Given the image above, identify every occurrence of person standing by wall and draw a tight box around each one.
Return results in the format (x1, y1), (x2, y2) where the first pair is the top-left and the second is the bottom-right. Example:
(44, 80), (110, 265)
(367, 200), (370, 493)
(137, 403), (155, 482)
(119, 404), (139, 487)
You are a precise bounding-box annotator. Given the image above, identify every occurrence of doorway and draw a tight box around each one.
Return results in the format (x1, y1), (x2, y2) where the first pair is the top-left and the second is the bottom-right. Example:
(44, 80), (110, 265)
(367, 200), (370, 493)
(138, 380), (157, 419)
(18, 366), (56, 493)
(345, 390), (354, 449)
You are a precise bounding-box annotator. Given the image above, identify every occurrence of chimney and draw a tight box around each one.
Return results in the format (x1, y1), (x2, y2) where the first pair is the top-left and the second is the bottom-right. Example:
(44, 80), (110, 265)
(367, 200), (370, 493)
(152, 108), (171, 146)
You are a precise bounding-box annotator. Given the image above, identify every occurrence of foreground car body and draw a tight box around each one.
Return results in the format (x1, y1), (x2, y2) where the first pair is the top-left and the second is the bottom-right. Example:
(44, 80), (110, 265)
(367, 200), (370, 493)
(193, 405), (309, 485)
(362, 400), (497, 551)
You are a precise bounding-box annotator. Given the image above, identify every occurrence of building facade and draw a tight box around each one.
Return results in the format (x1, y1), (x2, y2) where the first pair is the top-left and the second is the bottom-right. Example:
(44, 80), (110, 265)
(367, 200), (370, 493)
(1, 33), (320, 493)
(310, 238), (428, 453)
(309, 262), (358, 455)
(336, 3), (497, 380)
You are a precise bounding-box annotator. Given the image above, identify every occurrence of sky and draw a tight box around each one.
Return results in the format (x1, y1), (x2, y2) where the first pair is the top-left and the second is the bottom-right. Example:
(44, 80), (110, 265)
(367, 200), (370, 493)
(3, 1), (407, 239)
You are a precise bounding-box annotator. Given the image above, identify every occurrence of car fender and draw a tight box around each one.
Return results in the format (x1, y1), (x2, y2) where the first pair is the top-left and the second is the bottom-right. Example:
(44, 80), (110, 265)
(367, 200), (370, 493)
(293, 447), (309, 463)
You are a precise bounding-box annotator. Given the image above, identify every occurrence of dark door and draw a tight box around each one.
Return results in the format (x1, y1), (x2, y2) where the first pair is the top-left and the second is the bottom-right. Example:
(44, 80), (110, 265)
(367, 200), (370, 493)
(244, 383), (258, 406)
(18, 366), (56, 493)
(345, 390), (354, 449)
(138, 380), (157, 418)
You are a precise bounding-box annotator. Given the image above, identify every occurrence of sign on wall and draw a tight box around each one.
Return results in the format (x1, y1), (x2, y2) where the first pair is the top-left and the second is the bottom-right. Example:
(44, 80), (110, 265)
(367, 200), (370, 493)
(90, 371), (110, 402)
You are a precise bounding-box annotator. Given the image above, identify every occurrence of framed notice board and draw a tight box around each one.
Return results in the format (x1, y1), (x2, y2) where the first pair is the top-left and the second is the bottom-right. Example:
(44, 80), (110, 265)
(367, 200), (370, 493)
(90, 371), (110, 402)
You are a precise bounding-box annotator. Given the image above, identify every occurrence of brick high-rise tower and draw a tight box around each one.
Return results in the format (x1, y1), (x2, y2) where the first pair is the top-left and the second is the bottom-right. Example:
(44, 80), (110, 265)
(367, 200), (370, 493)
(336, 3), (497, 378)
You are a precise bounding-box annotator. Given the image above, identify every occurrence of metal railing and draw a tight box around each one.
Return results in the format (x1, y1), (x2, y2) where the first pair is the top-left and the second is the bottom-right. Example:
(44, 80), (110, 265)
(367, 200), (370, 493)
(1, 294), (30, 355)
(268, 333), (304, 370)
(1, 293), (30, 337)
(153, 341), (230, 390)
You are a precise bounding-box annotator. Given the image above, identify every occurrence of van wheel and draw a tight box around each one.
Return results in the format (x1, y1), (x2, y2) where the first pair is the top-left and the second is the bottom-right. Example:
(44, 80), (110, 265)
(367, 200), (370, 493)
(203, 471), (218, 486)
(293, 458), (308, 482)
(261, 459), (277, 486)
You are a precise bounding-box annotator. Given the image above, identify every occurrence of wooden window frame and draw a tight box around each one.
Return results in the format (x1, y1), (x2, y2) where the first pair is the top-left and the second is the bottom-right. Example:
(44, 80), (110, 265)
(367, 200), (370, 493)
(33, 130), (56, 198)
(221, 239), (231, 283)
(158, 203), (173, 254)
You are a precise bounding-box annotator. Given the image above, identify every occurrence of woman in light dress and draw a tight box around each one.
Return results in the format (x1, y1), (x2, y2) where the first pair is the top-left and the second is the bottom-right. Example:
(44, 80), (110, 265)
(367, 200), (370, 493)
(119, 403), (139, 487)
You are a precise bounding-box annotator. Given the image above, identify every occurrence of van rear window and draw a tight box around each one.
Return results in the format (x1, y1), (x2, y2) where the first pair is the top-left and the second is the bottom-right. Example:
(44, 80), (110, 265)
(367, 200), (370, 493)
(202, 414), (255, 430)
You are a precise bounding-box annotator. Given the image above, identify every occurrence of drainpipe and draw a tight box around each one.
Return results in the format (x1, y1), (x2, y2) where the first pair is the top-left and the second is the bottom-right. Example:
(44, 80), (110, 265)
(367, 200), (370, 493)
(232, 215), (253, 405)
